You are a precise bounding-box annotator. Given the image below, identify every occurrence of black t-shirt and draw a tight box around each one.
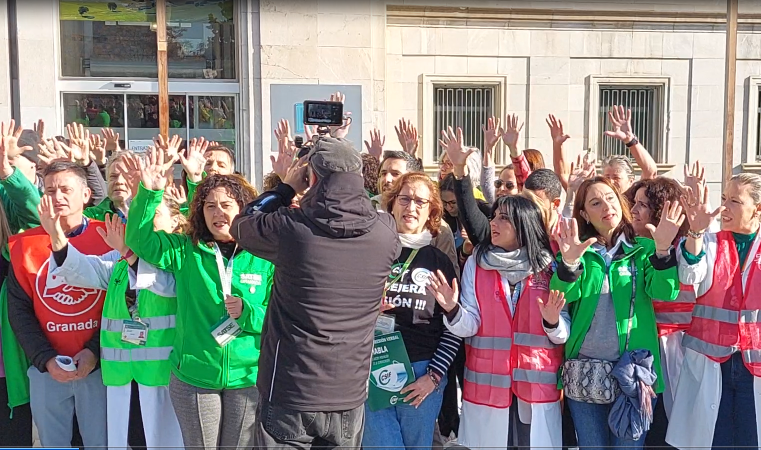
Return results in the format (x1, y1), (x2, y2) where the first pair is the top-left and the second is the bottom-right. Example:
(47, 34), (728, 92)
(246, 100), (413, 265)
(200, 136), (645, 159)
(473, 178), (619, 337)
(383, 245), (458, 363)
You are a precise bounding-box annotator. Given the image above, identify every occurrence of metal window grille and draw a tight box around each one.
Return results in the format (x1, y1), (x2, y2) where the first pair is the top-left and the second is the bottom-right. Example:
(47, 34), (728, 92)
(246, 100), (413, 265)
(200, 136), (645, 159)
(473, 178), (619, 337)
(598, 85), (663, 163)
(433, 85), (498, 164)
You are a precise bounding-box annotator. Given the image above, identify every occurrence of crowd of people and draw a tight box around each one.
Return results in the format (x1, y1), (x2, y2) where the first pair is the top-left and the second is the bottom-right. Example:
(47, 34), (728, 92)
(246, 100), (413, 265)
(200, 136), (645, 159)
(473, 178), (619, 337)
(0, 90), (756, 450)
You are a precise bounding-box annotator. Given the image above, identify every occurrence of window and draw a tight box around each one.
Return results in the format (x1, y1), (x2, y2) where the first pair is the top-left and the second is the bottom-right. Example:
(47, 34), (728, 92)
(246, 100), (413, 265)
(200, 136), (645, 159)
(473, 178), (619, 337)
(62, 92), (238, 153)
(59, 0), (236, 79)
(432, 85), (495, 163)
(598, 85), (665, 163)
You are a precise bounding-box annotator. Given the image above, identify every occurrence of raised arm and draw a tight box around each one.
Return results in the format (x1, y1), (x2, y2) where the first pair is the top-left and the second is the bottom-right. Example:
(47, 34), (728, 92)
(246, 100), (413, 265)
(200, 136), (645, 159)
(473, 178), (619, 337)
(124, 148), (187, 273)
(605, 105), (657, 180)
(232, 156), (308, 263)
(547, 115), (571, 191)
(0, 120), (41, 231)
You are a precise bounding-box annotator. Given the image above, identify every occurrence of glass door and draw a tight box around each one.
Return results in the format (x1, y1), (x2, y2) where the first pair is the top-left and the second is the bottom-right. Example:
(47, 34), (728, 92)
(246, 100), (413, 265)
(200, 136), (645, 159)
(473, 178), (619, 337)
(62, 91), (238, 153)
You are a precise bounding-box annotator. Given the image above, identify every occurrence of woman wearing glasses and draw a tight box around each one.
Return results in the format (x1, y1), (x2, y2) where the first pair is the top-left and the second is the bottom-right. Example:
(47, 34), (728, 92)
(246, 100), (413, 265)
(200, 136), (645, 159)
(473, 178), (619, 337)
(362, 172), (462, 450)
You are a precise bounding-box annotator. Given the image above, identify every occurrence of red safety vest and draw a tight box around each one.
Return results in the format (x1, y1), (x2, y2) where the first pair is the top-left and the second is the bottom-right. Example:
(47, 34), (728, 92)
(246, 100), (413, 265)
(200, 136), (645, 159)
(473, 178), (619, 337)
(653, 284), (696, 337)
(462, 266), (563, 409)
(8, 222), (111, 358)
(682, 231), (761, 376)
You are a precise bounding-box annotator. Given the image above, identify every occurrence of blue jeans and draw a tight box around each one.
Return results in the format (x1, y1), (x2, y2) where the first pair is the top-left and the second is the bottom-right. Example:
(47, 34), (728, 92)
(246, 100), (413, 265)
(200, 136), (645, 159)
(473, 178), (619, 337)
(568, 397), (653, 450)
(362, 360), (448, 450)
(712, 352), (758, 450)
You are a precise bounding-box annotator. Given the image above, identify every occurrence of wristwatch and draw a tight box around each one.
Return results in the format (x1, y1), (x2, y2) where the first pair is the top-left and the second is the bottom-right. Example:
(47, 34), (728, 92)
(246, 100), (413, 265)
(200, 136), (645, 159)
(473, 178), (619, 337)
(625, 136), (639, 148)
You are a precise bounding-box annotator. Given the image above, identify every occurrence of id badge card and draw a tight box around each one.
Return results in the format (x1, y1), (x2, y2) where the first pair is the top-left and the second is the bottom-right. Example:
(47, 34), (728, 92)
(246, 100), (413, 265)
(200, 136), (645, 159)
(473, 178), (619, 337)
(211, 316), (242, 347)
(122, 320), (148, 346)
(375, 314), (396, 335)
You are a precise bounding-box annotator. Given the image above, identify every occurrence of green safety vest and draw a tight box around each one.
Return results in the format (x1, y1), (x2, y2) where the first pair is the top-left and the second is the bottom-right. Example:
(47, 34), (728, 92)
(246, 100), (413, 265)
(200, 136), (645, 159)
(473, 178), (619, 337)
(100, 260), (177, 387)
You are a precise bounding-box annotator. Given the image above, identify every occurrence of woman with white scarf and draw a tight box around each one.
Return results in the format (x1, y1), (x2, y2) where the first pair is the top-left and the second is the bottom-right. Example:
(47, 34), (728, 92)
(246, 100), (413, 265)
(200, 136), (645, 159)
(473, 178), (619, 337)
(362, 172), (461, 450)
(428, 194), (567, 450)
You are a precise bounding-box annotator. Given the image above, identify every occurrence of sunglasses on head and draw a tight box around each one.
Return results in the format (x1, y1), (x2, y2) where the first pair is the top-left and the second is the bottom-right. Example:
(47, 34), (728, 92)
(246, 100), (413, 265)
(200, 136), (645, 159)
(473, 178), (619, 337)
(494, 179), (516, 190)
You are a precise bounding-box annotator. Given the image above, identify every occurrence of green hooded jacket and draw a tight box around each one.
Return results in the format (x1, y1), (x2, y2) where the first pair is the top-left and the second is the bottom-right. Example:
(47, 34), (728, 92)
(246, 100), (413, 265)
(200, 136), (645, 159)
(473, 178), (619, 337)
(126, 184), (274, 389)
(550, 237), (680, 393)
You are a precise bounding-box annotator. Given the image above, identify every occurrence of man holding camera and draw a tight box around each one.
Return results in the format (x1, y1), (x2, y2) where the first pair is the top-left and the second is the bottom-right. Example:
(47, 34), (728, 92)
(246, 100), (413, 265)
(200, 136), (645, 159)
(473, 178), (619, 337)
(232, 137), (400, 447)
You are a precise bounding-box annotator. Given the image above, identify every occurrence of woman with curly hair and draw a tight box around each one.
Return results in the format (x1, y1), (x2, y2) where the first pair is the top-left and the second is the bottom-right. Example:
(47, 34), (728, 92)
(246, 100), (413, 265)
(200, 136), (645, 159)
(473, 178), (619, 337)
(362, 172), (462, 449)
(125, 148), (274, 449)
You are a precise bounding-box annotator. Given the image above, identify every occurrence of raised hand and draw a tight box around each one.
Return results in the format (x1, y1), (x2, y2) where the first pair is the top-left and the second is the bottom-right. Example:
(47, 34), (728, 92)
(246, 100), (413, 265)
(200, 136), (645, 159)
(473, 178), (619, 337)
(283, 155), (310, 195)
(37, 139), (68, 168)
(537, 290), (566, 327)
(501, 114), (524, 153)
(425, 270), (459, 313)
(395, 119), (419, 158)
(645, 200), (685, 252)
(166, 184), (187, 205)
(178, 137), (208, 183)
(547, 114), (570, 146)
(140, 146), (172, 191)
(482, 117), (502, 152)
(274, 119), (293, 151)
(568, 152), (596, 193)
(116, 152), (142, 196)
(683, 161), (706, 197)
(0, 120), (24, 177)
(66, 123), (91, 164)
(34, 119), (45, 140)
(328, 92), (352, 139)
(604, 105), (635, 142)
(438, 126), (474, 167)
(557, 218), (597, 264)
(38, 195), (64, 242)
(155, 134), (183, 164)
(89, 134), (107, 166)
(364, 129), (385, 161)
(102, 128), (121, 153)
(681, 183), (724, 233)
(96, 213), (130, 255)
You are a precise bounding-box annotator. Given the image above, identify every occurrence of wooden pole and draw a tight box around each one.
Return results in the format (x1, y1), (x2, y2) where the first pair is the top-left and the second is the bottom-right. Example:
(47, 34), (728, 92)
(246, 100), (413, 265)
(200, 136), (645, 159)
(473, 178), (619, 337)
(723, 0), (738, 187)
(156, 0), (169, 140)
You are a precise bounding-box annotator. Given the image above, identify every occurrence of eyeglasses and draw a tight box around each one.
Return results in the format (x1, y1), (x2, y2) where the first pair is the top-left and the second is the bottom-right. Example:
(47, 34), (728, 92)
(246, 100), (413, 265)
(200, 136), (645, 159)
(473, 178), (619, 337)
(494, 179), (516, 190)
(397, 195), (431, 208)
(442, 199), (457, 208)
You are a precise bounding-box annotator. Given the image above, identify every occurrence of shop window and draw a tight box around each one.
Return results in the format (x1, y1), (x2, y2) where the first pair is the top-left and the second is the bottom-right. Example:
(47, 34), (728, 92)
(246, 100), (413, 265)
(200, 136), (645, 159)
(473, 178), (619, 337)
(59, 1), (236, 79)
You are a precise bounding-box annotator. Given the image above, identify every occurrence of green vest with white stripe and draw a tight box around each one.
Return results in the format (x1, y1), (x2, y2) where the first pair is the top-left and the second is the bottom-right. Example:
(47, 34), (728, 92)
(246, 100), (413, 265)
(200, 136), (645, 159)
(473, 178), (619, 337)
(100, 260), (176, 387)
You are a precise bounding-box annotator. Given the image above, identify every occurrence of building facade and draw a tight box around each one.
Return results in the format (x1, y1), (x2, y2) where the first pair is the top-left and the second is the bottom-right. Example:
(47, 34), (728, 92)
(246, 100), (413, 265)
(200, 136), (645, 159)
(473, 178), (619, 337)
(3, 0), (761, 202)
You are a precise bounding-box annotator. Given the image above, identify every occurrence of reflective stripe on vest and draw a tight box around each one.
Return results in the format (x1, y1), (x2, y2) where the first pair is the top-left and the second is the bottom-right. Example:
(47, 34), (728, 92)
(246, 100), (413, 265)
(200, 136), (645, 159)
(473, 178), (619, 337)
(464, 367), (512, 389)
(682, 334), (737, 358)
(102, 315), (177, 333)
(513, 332), (557, 349)
(741, 310), (761, 323)
(744, 349), (761, 363)
(466, 336), (512, 351)
(512, 368), (557, 385)
(693, 304), (739, 324)
(655, 311), (693, 325)
(101, 346), (173, 362)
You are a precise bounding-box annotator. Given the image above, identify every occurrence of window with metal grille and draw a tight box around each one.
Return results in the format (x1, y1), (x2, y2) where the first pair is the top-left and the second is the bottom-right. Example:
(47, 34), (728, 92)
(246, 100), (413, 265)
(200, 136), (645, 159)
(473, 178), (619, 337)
(598, 85), (664, 163)
(433, 85), (499, 164)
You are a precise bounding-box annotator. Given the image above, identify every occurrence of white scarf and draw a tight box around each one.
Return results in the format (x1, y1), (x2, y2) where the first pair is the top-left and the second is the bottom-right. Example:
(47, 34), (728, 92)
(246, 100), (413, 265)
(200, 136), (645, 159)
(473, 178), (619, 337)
(398, 230), (433, 249)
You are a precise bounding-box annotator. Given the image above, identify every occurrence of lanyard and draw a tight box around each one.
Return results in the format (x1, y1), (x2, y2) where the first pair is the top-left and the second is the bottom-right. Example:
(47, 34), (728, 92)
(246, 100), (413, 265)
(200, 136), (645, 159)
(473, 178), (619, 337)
(383, 249), (419, 298)
(509, 281), (522, 311)
(213, 243), (238, 297)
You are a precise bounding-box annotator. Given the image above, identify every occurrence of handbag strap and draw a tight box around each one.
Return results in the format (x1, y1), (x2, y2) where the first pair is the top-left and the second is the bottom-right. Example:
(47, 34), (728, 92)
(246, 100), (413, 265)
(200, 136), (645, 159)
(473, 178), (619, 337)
(624, 258), (637, 352)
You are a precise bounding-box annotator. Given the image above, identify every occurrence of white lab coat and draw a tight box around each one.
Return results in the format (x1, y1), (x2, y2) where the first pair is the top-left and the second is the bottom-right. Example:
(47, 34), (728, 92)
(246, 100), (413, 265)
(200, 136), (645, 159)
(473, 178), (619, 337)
(666, 233), (761, 449)
(444, 257), (569, 450)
